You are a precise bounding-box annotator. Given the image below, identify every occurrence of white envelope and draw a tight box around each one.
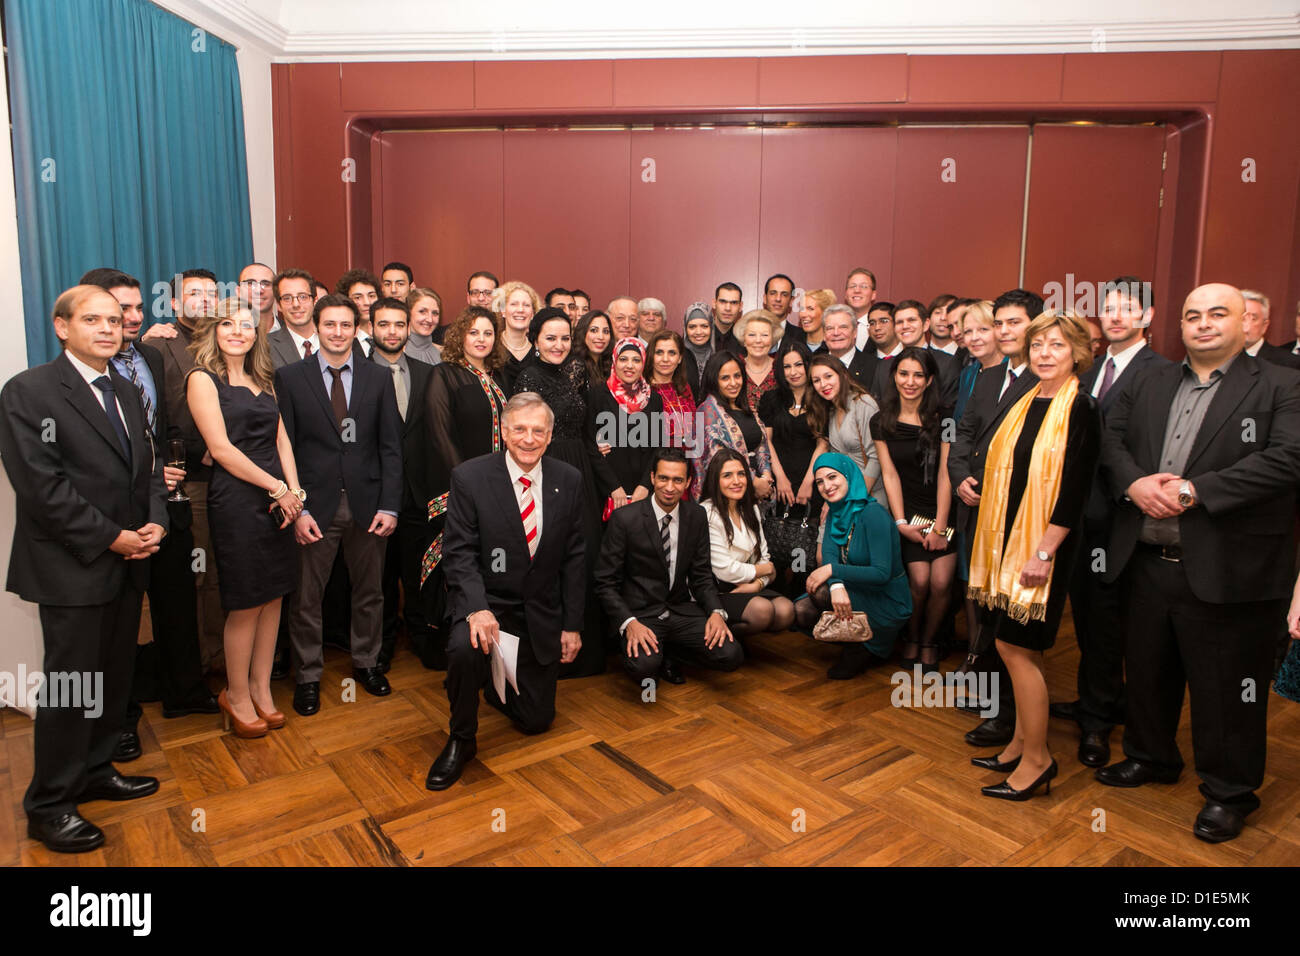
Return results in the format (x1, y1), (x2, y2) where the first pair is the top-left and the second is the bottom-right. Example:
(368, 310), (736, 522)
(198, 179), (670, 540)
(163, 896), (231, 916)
(490, 630), (522, 702)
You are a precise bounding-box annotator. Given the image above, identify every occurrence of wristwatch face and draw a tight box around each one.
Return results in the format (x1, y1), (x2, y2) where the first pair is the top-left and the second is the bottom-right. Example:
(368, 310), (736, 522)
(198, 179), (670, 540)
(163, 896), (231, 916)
(1178, 482), (1192, 507)
(1036, 550), (1049, 561)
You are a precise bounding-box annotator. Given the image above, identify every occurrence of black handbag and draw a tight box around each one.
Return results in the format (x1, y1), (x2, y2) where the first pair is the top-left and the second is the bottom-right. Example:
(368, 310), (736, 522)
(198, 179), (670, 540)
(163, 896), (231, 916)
(762, 502), (820, 569)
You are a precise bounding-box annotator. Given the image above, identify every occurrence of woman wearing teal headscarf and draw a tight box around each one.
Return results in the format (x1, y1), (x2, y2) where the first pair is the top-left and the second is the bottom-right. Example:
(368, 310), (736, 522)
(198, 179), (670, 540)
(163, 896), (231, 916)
(796, 452), (912, 678)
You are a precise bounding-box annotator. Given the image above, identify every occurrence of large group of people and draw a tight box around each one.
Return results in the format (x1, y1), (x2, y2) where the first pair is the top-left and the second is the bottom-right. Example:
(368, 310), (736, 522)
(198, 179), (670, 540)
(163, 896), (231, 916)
(3, 259), (1300, 856)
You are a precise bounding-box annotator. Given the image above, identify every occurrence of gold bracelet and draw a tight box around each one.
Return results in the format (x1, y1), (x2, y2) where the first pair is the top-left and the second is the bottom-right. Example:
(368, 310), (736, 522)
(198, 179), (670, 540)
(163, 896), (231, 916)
(268, 480), (288, 500)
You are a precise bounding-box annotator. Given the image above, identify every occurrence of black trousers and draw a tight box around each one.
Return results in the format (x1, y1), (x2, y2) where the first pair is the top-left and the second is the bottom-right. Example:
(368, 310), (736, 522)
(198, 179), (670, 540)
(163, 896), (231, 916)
(445, 619), (558, 741)
(26, 585), (141, 823)
(380, 516), (434, 658)
(1121, 549), (1281, 815)
(125, 521), (208, 730)
(620, 609), (744, 684)
(1068, 526), (1127, 733)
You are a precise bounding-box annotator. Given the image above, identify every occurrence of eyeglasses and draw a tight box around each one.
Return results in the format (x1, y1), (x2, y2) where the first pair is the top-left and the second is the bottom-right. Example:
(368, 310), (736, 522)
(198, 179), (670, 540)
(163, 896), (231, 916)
(469, 289), (494, 299)
(279, 293), (313, 304)
(241, 279), (272, 289)
(846, 283), (873, 292)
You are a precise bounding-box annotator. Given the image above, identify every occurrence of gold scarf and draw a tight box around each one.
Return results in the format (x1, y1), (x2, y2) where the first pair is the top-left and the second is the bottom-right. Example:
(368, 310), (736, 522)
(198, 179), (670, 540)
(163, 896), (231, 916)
(967, 376), (1077, 623)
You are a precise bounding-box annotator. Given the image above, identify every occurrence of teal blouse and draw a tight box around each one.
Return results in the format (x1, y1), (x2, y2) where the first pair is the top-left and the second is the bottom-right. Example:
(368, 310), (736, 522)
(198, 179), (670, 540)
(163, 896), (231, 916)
(820, 498), (913, 629)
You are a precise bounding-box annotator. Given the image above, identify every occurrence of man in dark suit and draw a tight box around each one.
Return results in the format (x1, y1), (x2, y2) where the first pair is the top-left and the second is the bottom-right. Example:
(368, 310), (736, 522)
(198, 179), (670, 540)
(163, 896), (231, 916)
(711, 282), (746, 356)
(948, 288), (1044, 747)
(1278, 297), (1300, 355)
(822, 304), (878, 390)
(368, 297), (437, 670)
(1097, 283), (1300, 843)
(425, 394), (587, 789)
(84, 270), (216, 760)
(764, 274), (802, 349)
(0, 286), (168, 853)
(887, 299), (960, 405)
(1241, 289), (1300, 370)
(1059, 278), (1172, 768)
(596, 448), (738, 686)
(276, 294), (403, 717)
(267, 268), (319, 370)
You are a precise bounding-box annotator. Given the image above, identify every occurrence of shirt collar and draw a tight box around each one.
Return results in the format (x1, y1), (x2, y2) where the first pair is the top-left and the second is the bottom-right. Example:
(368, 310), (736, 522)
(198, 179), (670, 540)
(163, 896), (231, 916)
(66, 350), (110, 385)
(1106, 337), (1147, 363)
(1009, 362), (1027, 377)
(287, 326), (318, 350)
(317, 350), (350, 374)
(650, 496), (678, 523)
(373, 350), (407, 372)
(877, 341), (904, 359)
(1245, 340), (1263, 357)
(1180, 351), (1239, 383)
(505, 452), (543, 488)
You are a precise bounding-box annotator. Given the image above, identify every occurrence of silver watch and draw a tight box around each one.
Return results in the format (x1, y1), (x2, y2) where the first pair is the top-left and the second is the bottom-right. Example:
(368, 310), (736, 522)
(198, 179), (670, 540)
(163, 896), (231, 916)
(1036, 550), (1051, 562)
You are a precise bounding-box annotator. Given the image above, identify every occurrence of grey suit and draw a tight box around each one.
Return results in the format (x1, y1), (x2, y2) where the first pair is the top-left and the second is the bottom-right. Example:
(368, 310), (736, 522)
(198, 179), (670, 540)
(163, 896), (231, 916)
(268, 327), (308, 369)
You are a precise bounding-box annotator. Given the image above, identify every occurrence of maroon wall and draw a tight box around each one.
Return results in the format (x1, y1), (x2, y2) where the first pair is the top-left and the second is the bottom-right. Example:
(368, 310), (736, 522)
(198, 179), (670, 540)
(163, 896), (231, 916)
(272, 52), (1300, 349)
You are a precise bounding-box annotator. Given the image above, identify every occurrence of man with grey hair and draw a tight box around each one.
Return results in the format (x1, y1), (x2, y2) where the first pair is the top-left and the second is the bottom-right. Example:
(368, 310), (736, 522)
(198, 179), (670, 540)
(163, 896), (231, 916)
(822, 303), (876, 389)
(1241, 289), (1300, 369)
(637, 297), (666, 339)
(608, 296), (639, 341)
(426, 392), (588, 790)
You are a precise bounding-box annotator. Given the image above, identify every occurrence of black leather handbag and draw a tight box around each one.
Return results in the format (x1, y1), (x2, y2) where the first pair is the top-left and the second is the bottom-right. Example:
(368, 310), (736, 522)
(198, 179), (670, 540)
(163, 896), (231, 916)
(762, 502), (820, 569)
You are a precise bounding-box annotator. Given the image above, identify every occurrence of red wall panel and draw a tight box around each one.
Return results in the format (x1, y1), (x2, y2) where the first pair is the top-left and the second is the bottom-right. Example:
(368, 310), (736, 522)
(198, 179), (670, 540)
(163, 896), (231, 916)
(1022, 124), (1167, 314)
(757, 55), (906, 105)
(908, 55), (1062, 103)
(756, 127), (897, 300)
(628, 128), (763, 325)
(375, 130), (505, 308)
(475, 60), (613, 109)
(340, 62), (475, 112)
(890, 126), (1028, 300)
(1061, 51), (1220, 103)
(614, 58), (757, 108)
(502, 129), (631, 306)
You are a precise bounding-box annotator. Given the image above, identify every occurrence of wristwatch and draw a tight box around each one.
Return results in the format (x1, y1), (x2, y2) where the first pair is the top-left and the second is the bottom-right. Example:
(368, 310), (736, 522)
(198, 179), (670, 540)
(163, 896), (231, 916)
(1178, 480), (1195, 508)
(1036, 550), (1051, 562)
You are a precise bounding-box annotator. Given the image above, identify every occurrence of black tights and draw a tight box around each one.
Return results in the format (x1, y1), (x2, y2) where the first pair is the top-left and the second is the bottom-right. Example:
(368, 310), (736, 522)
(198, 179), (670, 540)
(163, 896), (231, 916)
(794, 585), (832, 630)
(731, 593), (797, 638)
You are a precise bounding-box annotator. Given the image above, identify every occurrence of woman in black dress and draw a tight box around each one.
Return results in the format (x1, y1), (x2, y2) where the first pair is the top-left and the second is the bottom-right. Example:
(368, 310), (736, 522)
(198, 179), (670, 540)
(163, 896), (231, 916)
(424, 306), (510, 666)
(495, 280), (539, 393)
(572, 309), (612, 387)
(872, 347), (956, 672)
(187, 301), (304, 739)
(967, 312), (1100, 800)
(587, 337), (664, 510)
(512, 308), (609, 676)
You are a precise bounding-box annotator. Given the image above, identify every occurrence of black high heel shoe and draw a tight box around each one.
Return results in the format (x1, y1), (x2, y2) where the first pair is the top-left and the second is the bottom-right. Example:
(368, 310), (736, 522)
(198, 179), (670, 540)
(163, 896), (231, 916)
(980, 759), (1058, 801)
(971, 753), (1022, 772)
(919, 642), (942, 674)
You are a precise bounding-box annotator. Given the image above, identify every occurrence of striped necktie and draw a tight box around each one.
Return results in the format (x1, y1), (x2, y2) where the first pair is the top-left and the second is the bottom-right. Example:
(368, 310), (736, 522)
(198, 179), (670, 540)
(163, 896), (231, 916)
(519, 475), (538, 559)
(661, 513), (672, 579)
(117, 348), (156, 435)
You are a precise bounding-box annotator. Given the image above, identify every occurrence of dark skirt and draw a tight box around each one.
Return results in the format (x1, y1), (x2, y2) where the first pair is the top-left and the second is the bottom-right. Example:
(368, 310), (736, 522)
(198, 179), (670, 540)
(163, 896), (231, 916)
(900, 535), (958, 566)
(718, 583), (786, 621)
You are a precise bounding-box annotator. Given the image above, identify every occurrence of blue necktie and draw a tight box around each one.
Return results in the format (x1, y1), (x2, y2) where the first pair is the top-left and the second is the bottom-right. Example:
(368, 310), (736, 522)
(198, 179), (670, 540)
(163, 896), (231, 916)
(117, 348), (156, 435)
(92, 375), (132, 460)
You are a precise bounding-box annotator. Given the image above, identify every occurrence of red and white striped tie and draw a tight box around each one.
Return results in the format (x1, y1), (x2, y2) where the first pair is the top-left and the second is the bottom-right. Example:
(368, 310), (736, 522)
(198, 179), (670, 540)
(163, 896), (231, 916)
(519, 475), (538, 559)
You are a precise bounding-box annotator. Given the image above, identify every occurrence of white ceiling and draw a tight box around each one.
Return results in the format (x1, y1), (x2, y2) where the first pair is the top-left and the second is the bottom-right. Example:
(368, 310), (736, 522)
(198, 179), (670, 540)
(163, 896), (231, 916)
(158, 0), (1300, 59)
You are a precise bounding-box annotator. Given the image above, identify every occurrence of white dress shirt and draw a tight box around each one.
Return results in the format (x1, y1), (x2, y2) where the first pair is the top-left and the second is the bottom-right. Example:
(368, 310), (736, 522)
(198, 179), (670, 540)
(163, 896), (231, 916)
(287, 326), (320, 358)
(66, 351), (127, 423)
(876, 342), (904, 360)
(1090, 339), (1147, 399)
(505, 452), (544, 544)
(998, 362), (1028, 400)
(835, 346), (858, 369)
(1245, 340), (1263, 357)
(855, 315), (873, 351)
(932, 340), (959, 355)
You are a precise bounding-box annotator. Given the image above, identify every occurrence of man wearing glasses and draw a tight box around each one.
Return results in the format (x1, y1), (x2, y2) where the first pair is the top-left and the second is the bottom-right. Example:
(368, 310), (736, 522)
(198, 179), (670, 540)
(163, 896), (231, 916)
(268, 269), (320, 369)
(467, 271), (499, 311)
(239, 263), (277, 334)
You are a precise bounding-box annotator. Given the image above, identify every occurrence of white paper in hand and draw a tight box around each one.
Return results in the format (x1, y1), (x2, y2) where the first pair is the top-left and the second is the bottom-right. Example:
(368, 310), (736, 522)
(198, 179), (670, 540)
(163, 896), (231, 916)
(490, 630), (522, 702)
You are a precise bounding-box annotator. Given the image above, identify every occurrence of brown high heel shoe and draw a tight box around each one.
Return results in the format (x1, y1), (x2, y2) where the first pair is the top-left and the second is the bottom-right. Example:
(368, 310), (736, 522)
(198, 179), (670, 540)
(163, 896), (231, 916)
(218, 689), (269, 739)
(252, 698), (286, 730)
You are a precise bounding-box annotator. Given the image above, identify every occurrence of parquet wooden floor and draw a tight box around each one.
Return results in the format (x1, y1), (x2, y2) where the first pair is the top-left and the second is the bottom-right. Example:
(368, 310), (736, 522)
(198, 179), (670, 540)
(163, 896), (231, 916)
(3, 617), (1299, 867)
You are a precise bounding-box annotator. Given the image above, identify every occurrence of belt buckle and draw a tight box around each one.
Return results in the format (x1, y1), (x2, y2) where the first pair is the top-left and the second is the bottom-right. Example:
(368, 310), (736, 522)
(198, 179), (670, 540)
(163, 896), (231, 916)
(1158, 545), (1181, 563)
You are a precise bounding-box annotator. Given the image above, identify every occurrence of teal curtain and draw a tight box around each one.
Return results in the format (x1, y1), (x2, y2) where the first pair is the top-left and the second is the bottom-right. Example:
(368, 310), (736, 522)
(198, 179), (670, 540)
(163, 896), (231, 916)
(7, 0), (254, 364)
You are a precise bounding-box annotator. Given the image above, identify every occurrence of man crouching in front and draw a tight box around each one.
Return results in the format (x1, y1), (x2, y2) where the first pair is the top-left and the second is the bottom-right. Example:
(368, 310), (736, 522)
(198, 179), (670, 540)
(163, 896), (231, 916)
(425, 392), (585, 790)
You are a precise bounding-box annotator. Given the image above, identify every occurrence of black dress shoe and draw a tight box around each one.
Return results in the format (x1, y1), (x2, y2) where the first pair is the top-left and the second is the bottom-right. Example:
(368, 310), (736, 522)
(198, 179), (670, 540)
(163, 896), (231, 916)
(1077, 729), (1111, 768)
(981, 759), (1058, 801)
(971, 753), (1022, 772)
(270, 656), (290, 680)
(112, 730), (142, 762)
(377, 655), (392, 675)
(1095, 757), (1181, 788)
(1193, 802), (1246, 843)
(659, 657), (685, 685)
(426, 737), (477, 791)
(965, 716), (1015, 747)
(827, 643), (884, 680)
(293, 681), (321, 716)
(161, 693), (220, 719)
(958, 700), (990, 716)
(80, 773), (160, 802)
(27, 813), (105, 854)
(353, 667), (392, 697)
(1049, 699), (1080, 722)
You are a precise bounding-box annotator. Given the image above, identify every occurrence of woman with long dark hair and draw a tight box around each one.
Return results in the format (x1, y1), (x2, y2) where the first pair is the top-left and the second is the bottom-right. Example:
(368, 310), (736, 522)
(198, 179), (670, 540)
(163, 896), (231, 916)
(700, 450), (796, 638)
(694, 351), (774, 501)
(645, 329), (699, 463)
(871, 347), (955, 671)
(187, 299), (304, 737)
(806, 353), (881, 492)
(572, 309), (613, 385)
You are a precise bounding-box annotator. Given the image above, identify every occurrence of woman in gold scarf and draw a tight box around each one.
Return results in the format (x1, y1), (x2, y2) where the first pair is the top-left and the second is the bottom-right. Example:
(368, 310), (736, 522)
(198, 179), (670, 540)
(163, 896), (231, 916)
(967, 312), (1101, 800)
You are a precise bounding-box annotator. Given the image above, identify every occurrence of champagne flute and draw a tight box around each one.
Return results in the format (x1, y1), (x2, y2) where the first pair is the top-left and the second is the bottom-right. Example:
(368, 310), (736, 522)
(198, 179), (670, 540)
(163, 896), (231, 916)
(167, 439), (189, 503)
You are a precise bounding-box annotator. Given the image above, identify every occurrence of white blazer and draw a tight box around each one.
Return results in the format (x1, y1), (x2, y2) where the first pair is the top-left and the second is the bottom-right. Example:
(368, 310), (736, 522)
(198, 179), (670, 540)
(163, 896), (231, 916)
(701, 501), (772, 587)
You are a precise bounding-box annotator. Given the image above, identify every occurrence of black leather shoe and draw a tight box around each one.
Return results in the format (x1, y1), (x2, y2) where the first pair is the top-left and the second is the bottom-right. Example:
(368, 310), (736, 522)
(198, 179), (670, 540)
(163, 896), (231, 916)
(426, 737), (477, 791)
(377, 654), (392, 675)
(981, 759), (1058, 801)
(353, 667), (392, 697)
(1078, 729), (1111, 768)
(659, 657), (685, 685)
(112, 730), (142, 762)
(971, 753), (1022, 772)
(958, 700), (990, 716)
(80, 773), (160, 802)
(1049, 699), (1080, 722)
(161, 693), (219, 719)
(1095, 758), (1181, 788)
(293, 681), (320, 716)
(965, 716), (1015, 747)
(1193, 802), (1246, 843)
(27, 813), (105, 854)
(827, 643), (883, 680)
(270, 656), (290, 680)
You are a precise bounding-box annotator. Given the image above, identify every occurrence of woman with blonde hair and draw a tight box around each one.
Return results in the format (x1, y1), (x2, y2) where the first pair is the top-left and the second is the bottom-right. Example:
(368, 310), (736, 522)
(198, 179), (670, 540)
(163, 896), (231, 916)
(404, 286), (444, 361)
(187, 299), (304, 738)
(492, 280), (539, 391)
(798, 289), (835, 352)
(967, 311), (1100, 800)
(736, 309), (783, 412)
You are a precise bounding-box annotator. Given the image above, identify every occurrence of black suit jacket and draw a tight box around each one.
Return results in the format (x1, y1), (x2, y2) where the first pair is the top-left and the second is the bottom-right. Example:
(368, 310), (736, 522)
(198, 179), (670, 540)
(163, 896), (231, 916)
(1077, 345), (1173, 524)
(0, 352), (167, 605)
(595, 497), (724, 625)
(135, 341), (193, 534)
(948, 364), (1039, 492)
(1255, 341), (1300, 371)
(441, 452), (586, 665)
(844, 348), (879, 392)
(373, 353), (435, 518)
(275, 353), (403, 530)
(1100, 353), (1300, 602)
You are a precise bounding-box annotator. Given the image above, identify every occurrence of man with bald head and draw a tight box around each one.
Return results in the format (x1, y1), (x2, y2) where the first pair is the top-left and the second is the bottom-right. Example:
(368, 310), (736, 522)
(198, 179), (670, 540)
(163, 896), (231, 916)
(1097, 282), (1300, 843)
(607, 296), (640, 342)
